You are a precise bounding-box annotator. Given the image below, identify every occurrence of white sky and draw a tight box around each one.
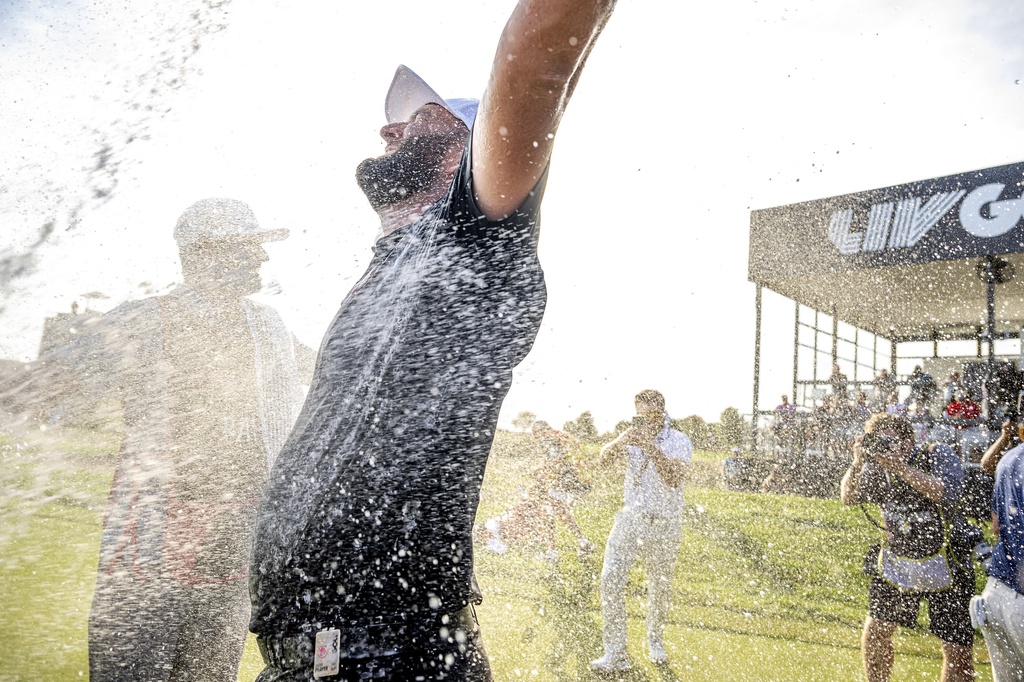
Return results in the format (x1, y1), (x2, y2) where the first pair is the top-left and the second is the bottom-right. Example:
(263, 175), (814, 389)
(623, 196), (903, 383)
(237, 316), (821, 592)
(2, 0), (1024, 431)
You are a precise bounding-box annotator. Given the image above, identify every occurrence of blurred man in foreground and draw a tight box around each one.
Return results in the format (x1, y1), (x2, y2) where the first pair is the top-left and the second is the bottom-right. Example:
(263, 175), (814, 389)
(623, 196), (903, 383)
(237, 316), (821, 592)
(591, 390), (692, 672)
(247, 1), (617, 679)
(2, 198), (311, 681)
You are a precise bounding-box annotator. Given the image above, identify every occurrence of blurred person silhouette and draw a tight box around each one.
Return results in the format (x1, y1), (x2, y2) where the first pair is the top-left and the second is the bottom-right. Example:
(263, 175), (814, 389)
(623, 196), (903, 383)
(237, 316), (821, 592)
(909, 404), (935, 444)
(945, 391), (975, 421)
(480, 421), (593, 561)
(873, 369), (897, 410)
(988, 361), (1022, 426)
(591, 390), (692, 672)
(723, 446), (755, 490)
(829, 363), (849, 399)
(773, 393), (797, 448)
(944, 371), (965, 406)
(851, 390), (873, 428)
(884, 392), (907, 416)
(908, 365), (937, 409)
(975, 419), (1024, 680)
(1, 198), (312, 681)
(246, 1), (618, 680)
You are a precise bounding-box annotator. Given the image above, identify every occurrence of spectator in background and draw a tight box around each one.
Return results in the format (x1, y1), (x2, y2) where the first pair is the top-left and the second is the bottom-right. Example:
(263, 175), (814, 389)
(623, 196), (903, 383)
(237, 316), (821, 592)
(944, 371), (965, 405)
(908, 404), (935, 444)
(830, 363), (850, 400)
(946, 391), (981, 426)
(774, 394), (797, 437)
(908, 366), (937, 409)
(723, 446), (752, 490)
(976, 421), (1024, 680)
(776, 394), (796, 419)
(829, 394), (856, 458)
(989, 362), (1022, 425)
(772, 394), (799, 468)
(852, 391), (872, 420)
(873, 369), (897, 410)
(885, 392), (907, 416)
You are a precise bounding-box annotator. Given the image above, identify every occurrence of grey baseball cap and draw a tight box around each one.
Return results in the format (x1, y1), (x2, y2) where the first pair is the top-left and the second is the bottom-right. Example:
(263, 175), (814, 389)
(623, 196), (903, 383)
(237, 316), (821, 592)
(385, 65), (479, 129)
(173, 198), (288, 247)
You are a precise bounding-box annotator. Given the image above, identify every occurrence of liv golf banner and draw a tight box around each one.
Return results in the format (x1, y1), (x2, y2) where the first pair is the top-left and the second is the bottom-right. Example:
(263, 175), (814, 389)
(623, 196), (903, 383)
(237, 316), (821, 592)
(748, 161), (1024, 281)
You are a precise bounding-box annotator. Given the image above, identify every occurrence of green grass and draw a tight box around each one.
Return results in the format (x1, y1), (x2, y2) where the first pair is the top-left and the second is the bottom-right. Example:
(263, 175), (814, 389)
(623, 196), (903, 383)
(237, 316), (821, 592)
(0, 429), (994, 681)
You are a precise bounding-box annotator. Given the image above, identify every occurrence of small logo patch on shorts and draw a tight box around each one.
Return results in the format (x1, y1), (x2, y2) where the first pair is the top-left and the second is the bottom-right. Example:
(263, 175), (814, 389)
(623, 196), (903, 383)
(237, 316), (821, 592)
(313, 628), (340, 678)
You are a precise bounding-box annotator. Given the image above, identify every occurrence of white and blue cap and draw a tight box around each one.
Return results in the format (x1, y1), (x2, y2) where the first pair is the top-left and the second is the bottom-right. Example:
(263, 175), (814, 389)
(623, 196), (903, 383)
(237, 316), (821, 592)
(385, 65), (478, 129)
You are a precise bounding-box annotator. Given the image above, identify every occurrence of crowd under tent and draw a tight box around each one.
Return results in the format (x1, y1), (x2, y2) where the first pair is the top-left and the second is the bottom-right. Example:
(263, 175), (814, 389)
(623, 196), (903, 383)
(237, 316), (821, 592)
(748, 160), (1024, 434)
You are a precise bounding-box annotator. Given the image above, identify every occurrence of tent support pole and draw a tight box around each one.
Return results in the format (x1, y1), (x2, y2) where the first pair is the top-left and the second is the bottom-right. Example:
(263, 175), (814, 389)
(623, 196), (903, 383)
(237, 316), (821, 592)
(793, 300), (800, 407)
(752, 284), (762, 448)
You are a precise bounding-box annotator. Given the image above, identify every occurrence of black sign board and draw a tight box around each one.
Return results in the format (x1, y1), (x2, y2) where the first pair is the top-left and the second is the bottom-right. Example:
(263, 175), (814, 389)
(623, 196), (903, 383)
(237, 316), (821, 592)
(749, 161), (1024, 282)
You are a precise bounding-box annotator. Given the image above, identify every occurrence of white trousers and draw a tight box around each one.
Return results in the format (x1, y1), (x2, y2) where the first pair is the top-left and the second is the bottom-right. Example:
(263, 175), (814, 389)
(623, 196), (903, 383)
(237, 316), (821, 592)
(978, 577), (1024, 682)
(599, 507), (682, 655)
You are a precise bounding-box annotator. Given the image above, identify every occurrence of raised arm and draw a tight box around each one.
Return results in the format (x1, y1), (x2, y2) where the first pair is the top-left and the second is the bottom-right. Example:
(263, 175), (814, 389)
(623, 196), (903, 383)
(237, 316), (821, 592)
(840, 436), (865, 505)
(597, 428), (632, 468)
(981, 419), (1015, 477)
(472, 0), (616, 219)
(647, 443), (687, 489)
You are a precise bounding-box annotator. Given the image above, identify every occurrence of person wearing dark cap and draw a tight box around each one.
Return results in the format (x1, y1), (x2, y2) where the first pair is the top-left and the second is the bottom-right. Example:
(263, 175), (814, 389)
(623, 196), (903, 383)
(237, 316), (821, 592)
(247, 1), (617, 680)
(0, 198), (312, 681)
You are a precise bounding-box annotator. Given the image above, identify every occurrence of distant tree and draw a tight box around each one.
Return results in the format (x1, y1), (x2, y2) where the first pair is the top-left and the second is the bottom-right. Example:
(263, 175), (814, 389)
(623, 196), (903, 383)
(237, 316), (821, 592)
(709, 422), (723, 450)
(512, 410), (536, 432)
(719, 407), (745, 447)
(564, 410), (598, 441)
(674, 414), (712, 450)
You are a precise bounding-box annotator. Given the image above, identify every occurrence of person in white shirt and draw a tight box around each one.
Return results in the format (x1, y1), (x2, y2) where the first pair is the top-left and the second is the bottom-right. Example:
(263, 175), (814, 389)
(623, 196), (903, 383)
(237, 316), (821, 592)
(591, 390), (693, 672)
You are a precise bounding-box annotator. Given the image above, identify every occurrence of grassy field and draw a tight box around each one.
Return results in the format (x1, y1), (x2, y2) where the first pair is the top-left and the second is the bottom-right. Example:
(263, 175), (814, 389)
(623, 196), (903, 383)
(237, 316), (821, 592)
(0, 427), (994, 681)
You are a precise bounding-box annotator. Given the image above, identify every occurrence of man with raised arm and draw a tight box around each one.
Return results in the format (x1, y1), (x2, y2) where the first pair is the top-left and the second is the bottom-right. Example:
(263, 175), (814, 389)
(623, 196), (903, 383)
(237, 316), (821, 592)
(248, 1), (616, 679)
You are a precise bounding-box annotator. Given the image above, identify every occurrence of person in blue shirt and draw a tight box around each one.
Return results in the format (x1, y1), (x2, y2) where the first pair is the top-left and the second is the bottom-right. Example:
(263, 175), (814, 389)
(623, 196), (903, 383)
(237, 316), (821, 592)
(976, 421), (1024, 681)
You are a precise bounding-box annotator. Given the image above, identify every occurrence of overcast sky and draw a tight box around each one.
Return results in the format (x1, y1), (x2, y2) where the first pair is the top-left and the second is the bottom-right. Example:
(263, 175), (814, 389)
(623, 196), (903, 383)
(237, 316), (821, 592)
(3, 0), (1024, 430)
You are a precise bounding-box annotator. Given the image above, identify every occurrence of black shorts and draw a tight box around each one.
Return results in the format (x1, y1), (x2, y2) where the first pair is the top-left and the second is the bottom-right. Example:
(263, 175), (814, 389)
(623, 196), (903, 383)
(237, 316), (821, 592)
(255, 614), (492, 682)
(867, 556), (975, 648)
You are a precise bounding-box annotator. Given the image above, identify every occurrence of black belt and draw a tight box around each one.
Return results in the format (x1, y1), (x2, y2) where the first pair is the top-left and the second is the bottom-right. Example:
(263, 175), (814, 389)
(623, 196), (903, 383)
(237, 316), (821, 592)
(257, 605), (478, 671)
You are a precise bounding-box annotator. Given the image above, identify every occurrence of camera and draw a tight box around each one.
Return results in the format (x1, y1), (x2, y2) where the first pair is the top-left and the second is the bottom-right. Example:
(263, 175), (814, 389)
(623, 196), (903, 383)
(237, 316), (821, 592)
(860, 432), (895, 458)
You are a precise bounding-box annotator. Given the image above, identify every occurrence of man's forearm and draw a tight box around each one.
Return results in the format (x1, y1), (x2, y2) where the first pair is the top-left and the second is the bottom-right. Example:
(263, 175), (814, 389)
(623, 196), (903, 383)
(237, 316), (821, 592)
(839, 465), (862, 505)
(889, 462), (944, 506)
(649, 452), (686, 488)
(981, 432), (1012, 476)
(473, 0), (617, 219)
(597, 431), (629, 467)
